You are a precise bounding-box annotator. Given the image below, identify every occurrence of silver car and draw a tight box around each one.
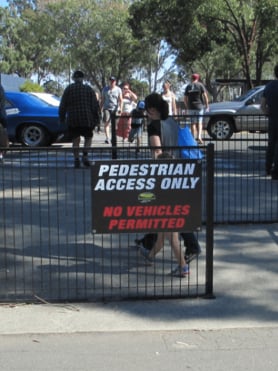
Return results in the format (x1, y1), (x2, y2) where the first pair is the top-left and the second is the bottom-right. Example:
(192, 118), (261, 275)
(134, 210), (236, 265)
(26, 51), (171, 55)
(203, 85), (267, 140)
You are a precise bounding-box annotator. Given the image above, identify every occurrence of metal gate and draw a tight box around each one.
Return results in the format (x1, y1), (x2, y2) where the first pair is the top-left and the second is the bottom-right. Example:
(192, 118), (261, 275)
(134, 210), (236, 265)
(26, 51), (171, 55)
(0, 145), (214, 302)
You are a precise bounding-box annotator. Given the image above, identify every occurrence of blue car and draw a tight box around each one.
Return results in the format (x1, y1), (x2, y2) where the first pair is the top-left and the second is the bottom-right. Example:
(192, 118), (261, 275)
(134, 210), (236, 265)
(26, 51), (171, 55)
(5, 91), (67, 146)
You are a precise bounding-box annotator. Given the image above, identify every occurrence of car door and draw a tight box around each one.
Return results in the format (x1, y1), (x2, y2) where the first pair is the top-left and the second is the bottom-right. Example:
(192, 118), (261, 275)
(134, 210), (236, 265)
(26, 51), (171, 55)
(238, 89), (267, 132)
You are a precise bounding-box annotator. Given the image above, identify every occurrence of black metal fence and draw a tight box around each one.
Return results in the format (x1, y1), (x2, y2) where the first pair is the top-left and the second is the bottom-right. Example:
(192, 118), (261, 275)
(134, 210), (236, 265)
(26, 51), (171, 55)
(0, 144), (214, 303)
(1, 113), (277, 303)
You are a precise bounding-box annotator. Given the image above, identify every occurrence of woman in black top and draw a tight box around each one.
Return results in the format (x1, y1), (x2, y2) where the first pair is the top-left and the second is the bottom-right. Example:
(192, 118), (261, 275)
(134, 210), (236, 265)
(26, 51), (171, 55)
(145, 93), (179, 159)
(139, 93), (189, 277)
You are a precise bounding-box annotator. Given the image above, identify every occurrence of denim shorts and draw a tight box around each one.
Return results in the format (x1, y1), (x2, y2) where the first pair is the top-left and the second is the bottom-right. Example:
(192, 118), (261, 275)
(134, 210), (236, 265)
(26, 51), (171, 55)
(187, 109), (204, 124)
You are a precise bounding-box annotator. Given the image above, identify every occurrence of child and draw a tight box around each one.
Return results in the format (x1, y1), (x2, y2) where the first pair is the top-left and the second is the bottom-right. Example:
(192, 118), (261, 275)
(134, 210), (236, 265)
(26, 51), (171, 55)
(128, 100), (145, 153)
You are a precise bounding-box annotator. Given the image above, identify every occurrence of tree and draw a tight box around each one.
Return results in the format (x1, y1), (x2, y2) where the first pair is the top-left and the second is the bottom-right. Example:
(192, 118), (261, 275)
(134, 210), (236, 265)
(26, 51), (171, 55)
(130, 0), (278, 89)
(0, 1), (62, 80)
(201, 0), (278, 88)
(129, 0), (211, 65)
(1, 0), (154, 91)
(48, 0), (150, 92)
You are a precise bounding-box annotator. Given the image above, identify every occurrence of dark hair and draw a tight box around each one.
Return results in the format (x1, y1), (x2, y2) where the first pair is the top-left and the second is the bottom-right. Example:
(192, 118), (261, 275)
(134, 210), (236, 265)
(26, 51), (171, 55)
(121, 81), (130, 88)
(274, 64), (278, 79)
(145, 93), (169, 120)
(72, 70), (84, 79)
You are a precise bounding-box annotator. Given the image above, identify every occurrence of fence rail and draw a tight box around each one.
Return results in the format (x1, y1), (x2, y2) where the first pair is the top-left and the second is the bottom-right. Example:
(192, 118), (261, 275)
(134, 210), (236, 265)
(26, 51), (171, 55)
(1, 114), (277, 303)
(0, 145), (213, 302)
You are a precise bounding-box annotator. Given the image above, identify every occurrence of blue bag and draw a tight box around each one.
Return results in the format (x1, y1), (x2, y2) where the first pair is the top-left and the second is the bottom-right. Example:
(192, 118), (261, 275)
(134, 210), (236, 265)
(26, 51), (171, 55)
(178, 126), (203, 159)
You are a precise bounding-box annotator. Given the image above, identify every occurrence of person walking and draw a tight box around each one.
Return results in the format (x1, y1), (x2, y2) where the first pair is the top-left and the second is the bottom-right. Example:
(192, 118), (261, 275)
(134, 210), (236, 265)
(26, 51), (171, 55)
(184, 73), (209, 144)
(116, 82), (137, 141)
(161, 80), (177, 116)
(261, 64), (278, 180)
(128, 100), (146, 154)
(59, 70), (100, 168)
(0, 83), (8, 163)
(139, 93), (189, 277)
(101, 76), (122, 144)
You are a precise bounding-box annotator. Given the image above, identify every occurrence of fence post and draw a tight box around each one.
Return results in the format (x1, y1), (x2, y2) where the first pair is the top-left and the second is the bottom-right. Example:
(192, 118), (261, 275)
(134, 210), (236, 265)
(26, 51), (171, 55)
(111, 112), (117, 159)
(205, 143), (215, 298)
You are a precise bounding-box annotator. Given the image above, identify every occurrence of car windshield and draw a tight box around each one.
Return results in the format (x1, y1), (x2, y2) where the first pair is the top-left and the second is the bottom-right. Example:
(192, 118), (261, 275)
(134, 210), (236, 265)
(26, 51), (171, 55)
(29, 93), (60, 107)
(234, 87), (263, 102)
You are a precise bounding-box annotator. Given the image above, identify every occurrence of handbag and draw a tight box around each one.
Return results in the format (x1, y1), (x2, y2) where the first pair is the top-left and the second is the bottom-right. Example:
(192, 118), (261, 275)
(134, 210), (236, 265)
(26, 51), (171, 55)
(178, 126), (203, 159)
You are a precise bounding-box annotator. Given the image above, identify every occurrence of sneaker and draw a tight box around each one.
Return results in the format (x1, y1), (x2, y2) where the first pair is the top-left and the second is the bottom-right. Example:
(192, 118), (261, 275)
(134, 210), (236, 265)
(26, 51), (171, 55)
(185, 251), (201, 263)
(171, 264), (190, 277)
(139, 247), (153, 263)
(82, 156), (91, 167)
(74, 158), (80, 168)
(104, 139), (110, 144)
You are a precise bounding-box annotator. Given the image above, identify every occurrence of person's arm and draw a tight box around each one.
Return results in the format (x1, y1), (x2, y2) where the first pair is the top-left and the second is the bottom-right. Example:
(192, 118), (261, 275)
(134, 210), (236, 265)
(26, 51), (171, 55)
(118, 90), (123, 113)
(202, 91), (209, 111)
(127, 89), (137, 102)
(0, 85), (7, 127)
(58, 89), (68, 123)
(149, 134), (163, 158)
(260, 96), (269, 115)
(100, 89), (105, 111)
(172, 92), (177, 115)
(184, 95), (188, 110)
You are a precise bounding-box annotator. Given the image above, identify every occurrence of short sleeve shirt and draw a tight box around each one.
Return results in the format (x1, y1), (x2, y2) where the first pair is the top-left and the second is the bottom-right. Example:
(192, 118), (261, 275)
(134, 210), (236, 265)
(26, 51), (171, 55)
(102, 85), (122, 111)
(147, 119), (161, 139)
(184, 82), (206, 110)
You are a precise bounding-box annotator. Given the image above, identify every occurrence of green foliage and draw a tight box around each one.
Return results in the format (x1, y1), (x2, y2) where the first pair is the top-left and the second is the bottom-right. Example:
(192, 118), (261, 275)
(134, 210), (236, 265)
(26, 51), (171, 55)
(1, 0), (277, 93)
(43, 80), (64, 96)
(130, 0), (278, 88)
(128, 79), (149, 99)
(19, 80), (44, 92)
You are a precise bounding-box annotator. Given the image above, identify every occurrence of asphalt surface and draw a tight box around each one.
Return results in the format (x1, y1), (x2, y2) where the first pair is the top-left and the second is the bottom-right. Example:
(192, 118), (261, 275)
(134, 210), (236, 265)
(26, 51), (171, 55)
(1, 130), (278, 370)
(0, 223), (277, 370)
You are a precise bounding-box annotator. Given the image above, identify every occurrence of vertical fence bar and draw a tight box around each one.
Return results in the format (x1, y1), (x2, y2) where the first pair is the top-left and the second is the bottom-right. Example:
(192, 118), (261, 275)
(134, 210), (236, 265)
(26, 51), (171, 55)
(205, 143), (214, 298)
(111, 112), (117, 159)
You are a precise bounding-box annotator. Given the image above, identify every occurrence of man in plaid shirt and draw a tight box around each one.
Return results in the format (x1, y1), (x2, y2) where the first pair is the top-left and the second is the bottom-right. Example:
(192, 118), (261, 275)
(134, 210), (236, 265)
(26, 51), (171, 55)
(59, 70), (100, 168)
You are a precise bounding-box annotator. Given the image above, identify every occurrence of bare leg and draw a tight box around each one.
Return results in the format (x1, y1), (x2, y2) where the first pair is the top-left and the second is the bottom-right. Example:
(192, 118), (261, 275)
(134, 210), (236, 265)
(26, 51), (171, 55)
(104, 121), (110, 141)
(84, 136), (92, 153)
(148, 233), (165, 258)
(168, 232), (186, 267)
(191, 122), (197, 139)
(197, 121), (203, 143)
(72, 136), (81, 159)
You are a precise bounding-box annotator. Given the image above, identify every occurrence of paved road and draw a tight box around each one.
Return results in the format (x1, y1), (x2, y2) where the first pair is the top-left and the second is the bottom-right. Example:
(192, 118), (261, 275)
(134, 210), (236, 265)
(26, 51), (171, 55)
(1, 328), (278, 371)
(0, 223), (278, 370)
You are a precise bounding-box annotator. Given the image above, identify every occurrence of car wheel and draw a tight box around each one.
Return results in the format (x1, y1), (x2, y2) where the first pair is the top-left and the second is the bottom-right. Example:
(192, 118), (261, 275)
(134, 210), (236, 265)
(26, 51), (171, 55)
(20, 124), (50, 147)
(207, 117), (234, 140)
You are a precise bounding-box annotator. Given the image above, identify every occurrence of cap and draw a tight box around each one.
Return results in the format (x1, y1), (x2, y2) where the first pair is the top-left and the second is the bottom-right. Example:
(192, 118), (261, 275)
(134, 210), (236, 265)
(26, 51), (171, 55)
(192, 73), (200, 81)
(72, 70), (84, 79)
(137, 100), (145, 110)
(109, 76), (116, 81)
